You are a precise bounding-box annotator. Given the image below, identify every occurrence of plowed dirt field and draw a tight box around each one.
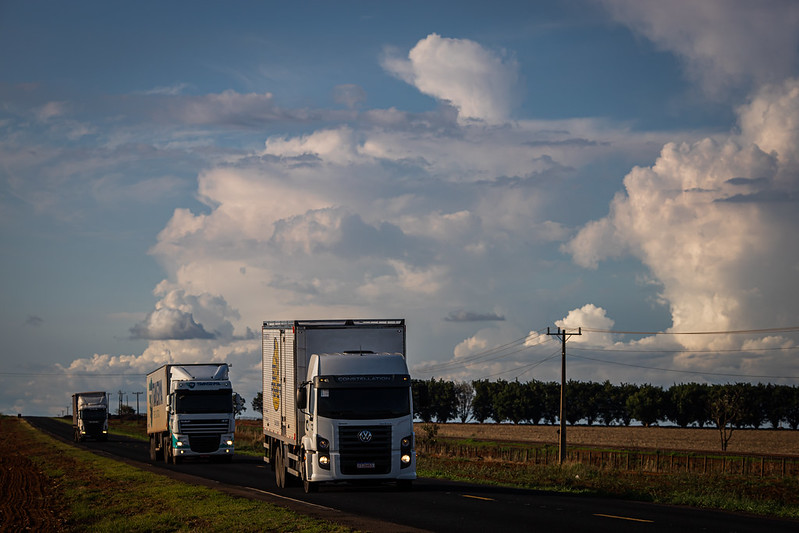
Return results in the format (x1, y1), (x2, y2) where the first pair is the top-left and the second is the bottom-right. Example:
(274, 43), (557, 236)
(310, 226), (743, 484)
(422, 423), (799, 456)
(0, 417), (66, 532)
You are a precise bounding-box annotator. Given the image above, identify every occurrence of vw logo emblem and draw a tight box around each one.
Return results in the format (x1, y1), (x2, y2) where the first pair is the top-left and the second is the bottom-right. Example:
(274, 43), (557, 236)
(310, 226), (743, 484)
(358, 430), (373, 443)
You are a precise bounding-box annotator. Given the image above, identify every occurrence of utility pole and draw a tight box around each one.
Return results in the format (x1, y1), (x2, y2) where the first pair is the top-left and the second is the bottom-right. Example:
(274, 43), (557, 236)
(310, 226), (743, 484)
(117, 390), (125, 415)
(548, 326), (581, 465)
(132, 391), (143, 416)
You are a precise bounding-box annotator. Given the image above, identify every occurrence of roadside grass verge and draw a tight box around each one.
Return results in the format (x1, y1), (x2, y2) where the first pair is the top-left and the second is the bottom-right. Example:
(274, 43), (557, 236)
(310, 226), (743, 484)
(417, 454), (799, 520)
(15, 418), (354, 532)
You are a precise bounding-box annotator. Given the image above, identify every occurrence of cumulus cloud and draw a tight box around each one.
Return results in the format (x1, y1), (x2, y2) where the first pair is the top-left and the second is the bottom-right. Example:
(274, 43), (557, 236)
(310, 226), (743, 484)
(599, 0), (799, 96)
(555, 304), (616, 346)
(382, 33), (520, 124)
(565, 79), (799, 351)
(130, 308), (214, 340)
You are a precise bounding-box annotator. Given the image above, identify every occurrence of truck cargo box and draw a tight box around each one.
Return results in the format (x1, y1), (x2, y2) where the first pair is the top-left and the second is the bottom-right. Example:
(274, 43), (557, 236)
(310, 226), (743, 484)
(262, 319), (406, 446)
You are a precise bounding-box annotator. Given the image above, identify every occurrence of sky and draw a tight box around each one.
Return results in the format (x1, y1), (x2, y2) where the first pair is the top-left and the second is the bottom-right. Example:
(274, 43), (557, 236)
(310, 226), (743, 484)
(2, 0), (799, 417)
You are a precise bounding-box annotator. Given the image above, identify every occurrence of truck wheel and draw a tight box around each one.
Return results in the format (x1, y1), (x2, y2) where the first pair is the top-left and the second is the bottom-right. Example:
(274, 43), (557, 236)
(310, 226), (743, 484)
(149, 436), (157, 461)
(275, 446), (286, 488)
(163, 436), (171, 464)
(301, 450), (318, 493)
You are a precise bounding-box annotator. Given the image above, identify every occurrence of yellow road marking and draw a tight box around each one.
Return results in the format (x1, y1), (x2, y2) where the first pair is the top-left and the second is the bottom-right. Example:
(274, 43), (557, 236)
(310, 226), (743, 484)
(594, 513), (653, 523)
(462, 494), (495, 501)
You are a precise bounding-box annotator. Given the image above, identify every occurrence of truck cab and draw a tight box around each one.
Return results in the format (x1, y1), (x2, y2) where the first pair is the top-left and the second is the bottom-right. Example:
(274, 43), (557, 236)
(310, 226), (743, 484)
(296, 352), (416, 491)
(72, 392), (109, 442)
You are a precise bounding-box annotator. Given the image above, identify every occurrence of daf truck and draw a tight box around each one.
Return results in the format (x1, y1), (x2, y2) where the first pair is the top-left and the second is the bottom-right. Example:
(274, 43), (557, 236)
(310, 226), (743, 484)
(72, 391), (108, 442)
(262, 319), (416, 492)
(147, 363), (237, 464)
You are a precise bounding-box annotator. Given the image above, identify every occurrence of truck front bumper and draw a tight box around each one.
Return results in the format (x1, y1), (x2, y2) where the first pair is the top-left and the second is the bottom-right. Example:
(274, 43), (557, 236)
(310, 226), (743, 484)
(172, 433), (235, 456)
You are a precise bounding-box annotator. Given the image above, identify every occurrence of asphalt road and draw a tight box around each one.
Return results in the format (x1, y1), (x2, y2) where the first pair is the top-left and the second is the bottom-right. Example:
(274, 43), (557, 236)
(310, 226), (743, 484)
(28, 416), (799, 533)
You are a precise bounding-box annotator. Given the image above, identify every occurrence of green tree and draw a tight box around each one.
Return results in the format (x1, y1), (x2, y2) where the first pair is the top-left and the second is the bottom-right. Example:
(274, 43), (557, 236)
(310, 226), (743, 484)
(494, 380), (528, 424)
(412, 379), (434, 422)
(667, 383), (709, 427)
(251, 392), (263, 414)
(785, 386), (799, 430)
(453, 382), (474, 423)
(626, 384), (664, 427)
(565, 380), (585, 425)
(709, 384), (744, 451)
(523, 380), (545, 425)
(471, 380), (496, 423)
(541, 381), (561, 425)
(430, 378), (457, 423)
(763, 384), (789, 429)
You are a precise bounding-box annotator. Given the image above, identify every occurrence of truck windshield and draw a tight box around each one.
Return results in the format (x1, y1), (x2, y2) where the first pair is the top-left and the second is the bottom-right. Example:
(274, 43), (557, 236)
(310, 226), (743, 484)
(175, 390), (233, 414)
(317, 388), (410, 420)
(81, 409), (106, 421)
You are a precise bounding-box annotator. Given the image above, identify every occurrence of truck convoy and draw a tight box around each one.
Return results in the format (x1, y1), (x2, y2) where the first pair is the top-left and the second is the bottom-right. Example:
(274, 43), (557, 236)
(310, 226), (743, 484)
(262, 319), (416, 492)
(72, 391), (108, 442)
(147, 363), (237, 464)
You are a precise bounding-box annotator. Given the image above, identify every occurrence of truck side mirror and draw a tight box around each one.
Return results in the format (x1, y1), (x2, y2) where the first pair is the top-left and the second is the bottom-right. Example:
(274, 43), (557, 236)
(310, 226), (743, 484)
(296, 386), (307, 409)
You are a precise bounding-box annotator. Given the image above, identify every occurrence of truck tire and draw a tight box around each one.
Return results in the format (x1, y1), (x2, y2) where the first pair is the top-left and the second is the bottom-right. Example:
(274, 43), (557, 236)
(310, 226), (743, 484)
(275, 446), (286, 488)
(301, 449), (318, 493)
(163, 436), (171, 465)
(149, 436), (157, 461)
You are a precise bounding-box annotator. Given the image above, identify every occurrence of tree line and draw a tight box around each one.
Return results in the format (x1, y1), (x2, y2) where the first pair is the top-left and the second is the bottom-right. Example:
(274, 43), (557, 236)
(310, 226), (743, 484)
(412, 379), (799, 434)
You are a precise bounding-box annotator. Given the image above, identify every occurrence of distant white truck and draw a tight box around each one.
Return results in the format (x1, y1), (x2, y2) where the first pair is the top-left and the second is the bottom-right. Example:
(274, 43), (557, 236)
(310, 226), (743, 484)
(72, 391), (108, 442)
(262, 319), (416, 492)
(146, 363), (237, 464)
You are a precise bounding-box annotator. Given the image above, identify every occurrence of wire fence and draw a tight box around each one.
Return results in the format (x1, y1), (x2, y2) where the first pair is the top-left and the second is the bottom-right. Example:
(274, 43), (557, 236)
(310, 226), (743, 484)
(417, 440), (799, 477)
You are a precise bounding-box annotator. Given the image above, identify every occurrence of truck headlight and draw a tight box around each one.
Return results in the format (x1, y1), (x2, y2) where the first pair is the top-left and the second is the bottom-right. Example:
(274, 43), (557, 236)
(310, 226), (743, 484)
(400, 434), (413, 469)
(226, 439), (233, 446)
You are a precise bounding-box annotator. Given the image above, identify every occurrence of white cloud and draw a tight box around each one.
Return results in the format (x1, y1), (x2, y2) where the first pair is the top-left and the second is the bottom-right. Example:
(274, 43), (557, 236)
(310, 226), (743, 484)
(382, 33), (520, 124)
(555, 304), (615, 346)
(565, 79), (799, 352)
(599, 0), (799, 96)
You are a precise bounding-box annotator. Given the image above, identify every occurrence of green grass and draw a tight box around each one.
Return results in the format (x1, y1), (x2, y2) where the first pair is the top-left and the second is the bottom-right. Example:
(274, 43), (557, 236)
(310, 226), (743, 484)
(417, 454), (799, 520)
(16, 418), (355, 532)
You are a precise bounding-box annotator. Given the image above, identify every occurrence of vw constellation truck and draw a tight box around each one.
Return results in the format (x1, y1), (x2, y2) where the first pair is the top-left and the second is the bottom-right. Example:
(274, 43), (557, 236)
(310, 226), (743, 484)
(262, 319), (416, 492)
(72, 391), (108, 442)
(147, 363), (236, 464)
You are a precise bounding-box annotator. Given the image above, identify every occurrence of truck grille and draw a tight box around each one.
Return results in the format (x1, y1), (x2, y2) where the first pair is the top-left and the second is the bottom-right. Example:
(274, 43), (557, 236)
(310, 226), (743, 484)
(339, 425), (391, 475)
(189, 435), (221, 453)
(179, 418), (229, 434)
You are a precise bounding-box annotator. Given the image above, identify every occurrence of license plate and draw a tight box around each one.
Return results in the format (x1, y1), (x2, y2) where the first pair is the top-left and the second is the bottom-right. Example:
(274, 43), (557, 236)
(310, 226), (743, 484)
(357, 462), (375, 469)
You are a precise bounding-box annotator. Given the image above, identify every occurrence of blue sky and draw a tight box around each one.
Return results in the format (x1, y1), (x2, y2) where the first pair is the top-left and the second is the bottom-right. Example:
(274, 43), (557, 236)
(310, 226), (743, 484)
(2, 1), (799, 416)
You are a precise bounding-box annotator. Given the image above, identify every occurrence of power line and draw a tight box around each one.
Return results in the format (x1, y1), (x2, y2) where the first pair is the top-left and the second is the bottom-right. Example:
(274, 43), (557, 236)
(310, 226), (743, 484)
(415, 330), (551, 373)
(569, 353), (799, 380)
(472, 351), (561, 381)
(582, 326), (799, 335)
(569, 345), (799, 354)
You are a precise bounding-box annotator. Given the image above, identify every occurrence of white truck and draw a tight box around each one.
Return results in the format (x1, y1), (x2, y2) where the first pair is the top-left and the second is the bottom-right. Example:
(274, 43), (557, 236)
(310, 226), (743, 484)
(147, 363), (237, 464)
(262, 319), (416, 492)
(72, 391), (108, 442)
